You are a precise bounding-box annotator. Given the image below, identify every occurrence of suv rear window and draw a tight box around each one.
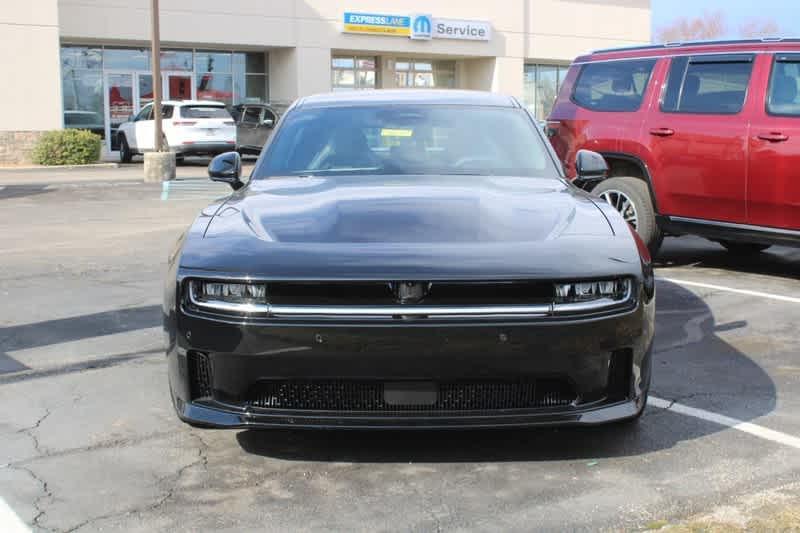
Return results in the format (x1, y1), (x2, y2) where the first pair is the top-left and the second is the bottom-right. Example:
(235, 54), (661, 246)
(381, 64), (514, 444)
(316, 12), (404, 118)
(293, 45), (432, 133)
(572, 59), (656, 112)
(768, 54), (800, 116)
(661, 55), (754, 114)
(180, 105), (231, 119)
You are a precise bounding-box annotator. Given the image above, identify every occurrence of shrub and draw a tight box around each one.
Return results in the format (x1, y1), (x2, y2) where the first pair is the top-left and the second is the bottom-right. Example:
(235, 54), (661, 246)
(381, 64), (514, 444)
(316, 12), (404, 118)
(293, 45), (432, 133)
(32, 129), (102, 166)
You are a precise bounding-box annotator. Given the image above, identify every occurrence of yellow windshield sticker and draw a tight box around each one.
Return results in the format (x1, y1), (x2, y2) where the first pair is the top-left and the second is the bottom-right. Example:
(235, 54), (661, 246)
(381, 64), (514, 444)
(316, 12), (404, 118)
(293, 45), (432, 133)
(381, 128), (414, 137)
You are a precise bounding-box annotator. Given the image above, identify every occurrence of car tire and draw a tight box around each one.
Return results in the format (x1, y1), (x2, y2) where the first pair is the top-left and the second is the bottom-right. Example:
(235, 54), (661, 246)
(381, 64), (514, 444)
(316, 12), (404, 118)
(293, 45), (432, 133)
(718, 241), (772, 255)
(593, 177), (663, 256)
(119, 135), (133, 164)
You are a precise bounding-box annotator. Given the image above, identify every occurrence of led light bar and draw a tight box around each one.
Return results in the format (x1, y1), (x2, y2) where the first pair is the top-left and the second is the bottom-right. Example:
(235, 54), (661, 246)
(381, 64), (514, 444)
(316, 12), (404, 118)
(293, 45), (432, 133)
(554, 279), (630, 303)
(192, 281), (267, 304)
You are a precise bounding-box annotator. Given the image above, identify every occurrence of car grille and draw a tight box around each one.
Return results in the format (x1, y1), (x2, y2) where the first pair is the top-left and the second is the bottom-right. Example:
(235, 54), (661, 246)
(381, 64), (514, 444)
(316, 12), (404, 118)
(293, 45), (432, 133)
(188, 351), (213, 400)
(245, 379), (577, 411)
(263, 281), (554, 306)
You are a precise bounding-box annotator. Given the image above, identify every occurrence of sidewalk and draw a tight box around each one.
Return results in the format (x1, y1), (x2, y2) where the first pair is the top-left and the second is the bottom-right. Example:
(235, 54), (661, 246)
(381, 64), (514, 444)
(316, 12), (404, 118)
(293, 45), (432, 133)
(0, 160), (256, 187)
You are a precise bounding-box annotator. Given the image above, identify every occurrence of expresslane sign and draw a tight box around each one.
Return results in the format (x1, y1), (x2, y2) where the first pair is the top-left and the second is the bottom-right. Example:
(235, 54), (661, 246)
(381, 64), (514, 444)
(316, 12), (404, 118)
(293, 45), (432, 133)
(343, 12), (491, 41)
(343, 12), (411, 36)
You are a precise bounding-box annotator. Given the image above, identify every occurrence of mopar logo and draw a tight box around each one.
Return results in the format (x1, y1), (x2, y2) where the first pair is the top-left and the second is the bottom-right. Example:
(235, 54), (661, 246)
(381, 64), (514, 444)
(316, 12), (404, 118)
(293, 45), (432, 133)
(410, 14), (433, 40)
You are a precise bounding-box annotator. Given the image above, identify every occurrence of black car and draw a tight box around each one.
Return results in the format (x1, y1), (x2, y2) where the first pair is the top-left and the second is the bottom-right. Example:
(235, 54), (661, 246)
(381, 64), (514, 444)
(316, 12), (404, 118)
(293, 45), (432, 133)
(231, 103), (279, 155)
(164, 90), (655, 429)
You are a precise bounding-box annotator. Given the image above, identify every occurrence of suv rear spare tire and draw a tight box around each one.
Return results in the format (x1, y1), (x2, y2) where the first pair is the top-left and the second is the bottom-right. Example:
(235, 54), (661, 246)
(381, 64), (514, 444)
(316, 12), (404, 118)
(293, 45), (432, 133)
(593, 177), (663, 256)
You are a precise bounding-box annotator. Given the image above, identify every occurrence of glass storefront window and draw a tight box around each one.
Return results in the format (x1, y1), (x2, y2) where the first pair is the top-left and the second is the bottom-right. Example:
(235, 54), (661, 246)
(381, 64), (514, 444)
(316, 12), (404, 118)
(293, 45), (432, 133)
(523, 64), (570, 120)
(103, 48), (149, 70)
(160, 50), (193, 71)
(331, 56), (377, 91)
(61, 45), (269, 150)
(332, 57), (355, 69)
(395, 59), (455, 88)
(62, 70), (104, 134)
(61, 46), (102, 70)
(245, 53), (266, 73)
(197, 72), (233, 106)
(233, 53), (268, 103)
(244, 75), (267, 103)
(196, 51), (233, 73)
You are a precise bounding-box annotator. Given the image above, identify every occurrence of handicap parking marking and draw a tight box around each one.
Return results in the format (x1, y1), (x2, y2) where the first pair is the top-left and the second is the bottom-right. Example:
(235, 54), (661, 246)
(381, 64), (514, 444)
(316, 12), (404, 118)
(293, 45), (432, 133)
(658, 277), (800, 305)
(650, 396), (800, 450)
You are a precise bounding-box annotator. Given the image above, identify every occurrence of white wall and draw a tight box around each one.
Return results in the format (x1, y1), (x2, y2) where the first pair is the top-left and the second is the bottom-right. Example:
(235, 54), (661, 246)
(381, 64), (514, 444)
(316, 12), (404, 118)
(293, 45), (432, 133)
(1, 2), (63, 131)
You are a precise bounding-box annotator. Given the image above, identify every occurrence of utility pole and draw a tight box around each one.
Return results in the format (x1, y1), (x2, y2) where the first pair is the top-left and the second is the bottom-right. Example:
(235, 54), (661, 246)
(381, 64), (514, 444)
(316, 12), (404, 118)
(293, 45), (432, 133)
(150, 0), (163, 152)
(143, 0), (174, 181)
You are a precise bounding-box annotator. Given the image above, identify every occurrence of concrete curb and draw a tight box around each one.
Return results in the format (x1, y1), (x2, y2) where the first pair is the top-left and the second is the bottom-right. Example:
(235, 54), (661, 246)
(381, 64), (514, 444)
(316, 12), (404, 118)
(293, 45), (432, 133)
(0, 162), (120, 172)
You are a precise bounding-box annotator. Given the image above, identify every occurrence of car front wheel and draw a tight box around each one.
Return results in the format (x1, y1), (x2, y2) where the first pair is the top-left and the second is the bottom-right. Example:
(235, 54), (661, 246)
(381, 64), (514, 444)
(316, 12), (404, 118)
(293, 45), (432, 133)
(119, 135), (133, 164)
(593, 177), (663, 256)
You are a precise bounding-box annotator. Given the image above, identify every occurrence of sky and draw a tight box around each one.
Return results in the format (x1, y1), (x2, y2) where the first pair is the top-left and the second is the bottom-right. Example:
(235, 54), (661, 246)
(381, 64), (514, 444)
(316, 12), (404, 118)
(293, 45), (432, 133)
(651, 0), (800, 41)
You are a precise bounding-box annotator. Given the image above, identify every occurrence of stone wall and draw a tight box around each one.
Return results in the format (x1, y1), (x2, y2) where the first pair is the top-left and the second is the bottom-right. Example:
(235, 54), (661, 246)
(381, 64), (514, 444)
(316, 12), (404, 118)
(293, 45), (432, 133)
(0, 131), (46, 165)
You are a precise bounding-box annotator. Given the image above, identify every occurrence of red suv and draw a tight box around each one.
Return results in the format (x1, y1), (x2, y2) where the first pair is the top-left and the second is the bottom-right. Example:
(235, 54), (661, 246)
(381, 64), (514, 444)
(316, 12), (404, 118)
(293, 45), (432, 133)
(548, 39), (800, 255)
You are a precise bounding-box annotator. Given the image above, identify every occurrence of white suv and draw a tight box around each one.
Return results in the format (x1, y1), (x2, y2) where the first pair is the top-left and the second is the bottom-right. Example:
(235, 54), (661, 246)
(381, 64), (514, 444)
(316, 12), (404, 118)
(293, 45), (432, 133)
(116, 100), (236, 163)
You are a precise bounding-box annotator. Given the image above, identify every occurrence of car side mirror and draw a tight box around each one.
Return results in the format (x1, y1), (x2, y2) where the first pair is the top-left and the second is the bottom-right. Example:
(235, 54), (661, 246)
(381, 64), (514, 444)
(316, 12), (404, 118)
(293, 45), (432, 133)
(260, 118), (275, 128)
(574, 149), (608, 187)
(208, 151), (244, 190)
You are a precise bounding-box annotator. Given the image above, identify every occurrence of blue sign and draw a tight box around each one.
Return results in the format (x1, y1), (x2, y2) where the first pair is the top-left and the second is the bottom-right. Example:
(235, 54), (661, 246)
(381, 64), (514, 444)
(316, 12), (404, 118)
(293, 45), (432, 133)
(410, 14), (433, 40)
(343, 12), (411, 36)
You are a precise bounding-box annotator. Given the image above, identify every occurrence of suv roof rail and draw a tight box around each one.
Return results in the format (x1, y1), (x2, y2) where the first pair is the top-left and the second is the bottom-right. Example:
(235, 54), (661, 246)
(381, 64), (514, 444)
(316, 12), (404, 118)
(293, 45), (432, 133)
(592, 37), (800, 54)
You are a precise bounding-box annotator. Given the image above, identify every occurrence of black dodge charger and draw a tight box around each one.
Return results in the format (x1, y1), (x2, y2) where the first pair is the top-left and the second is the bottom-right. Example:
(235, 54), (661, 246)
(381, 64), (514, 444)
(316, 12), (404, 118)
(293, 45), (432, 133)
(164, 90), (655, 429)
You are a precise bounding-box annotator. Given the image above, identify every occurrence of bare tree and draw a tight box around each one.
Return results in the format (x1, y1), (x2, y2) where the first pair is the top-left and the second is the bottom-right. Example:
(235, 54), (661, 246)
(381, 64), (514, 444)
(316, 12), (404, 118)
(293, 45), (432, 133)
(655, 11), (727, 43)
(739, 19), (780, 38)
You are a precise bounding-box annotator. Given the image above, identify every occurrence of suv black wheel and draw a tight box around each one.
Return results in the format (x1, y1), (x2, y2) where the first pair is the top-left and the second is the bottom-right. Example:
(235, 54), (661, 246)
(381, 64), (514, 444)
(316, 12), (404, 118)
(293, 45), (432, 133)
(119, 135), (133, 164)
(718, 241), (771, 255)
(593, 177), (663, 256)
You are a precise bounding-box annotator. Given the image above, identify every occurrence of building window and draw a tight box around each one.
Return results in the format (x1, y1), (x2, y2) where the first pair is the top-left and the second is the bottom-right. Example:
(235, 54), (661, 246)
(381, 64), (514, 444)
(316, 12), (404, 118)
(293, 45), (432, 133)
(61, 47), (104, 138)
(523, 64), (570, 120)
(395, 60), (456, 89)
(332, 56), (377, 91)
(60, 45), (269, 146)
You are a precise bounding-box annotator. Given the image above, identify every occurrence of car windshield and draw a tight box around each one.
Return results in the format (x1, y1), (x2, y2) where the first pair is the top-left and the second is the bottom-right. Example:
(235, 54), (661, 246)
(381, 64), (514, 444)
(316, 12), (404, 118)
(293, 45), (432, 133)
(256, 105), (555, 178)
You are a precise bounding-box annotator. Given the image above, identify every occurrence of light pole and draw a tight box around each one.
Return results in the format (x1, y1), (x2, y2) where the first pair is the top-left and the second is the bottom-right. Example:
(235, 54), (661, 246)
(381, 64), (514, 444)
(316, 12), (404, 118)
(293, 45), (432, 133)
(150, 0), (163, 152)
(143, 0), (175, 181)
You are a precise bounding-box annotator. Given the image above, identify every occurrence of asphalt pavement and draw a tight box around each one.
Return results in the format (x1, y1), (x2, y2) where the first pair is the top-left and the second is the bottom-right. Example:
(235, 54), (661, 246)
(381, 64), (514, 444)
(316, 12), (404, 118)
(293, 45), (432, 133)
(1, 173), (800, 532)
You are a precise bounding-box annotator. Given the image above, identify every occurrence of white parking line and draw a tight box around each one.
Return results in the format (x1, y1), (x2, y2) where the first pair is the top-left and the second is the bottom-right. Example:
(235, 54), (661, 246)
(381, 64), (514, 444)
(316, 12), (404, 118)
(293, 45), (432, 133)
(0, 496), (31, 533)
(650, 396), (800, 449)
(658, 278), (800, 304)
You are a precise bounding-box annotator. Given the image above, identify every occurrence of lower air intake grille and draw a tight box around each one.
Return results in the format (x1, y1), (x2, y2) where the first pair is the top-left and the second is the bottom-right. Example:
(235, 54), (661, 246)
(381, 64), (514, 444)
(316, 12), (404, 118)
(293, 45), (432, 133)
(189, 351), (212, 400)
(246, 379), (576, 411)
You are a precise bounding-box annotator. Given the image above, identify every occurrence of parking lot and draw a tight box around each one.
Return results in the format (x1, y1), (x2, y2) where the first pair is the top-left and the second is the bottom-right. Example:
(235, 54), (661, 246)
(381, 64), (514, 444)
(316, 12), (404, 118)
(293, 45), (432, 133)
(2, 171), (800, 532)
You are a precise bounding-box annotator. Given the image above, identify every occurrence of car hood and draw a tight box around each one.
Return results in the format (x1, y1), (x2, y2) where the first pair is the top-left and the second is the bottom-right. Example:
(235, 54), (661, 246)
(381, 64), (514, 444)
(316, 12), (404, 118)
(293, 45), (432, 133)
(181, 175), (641, 279)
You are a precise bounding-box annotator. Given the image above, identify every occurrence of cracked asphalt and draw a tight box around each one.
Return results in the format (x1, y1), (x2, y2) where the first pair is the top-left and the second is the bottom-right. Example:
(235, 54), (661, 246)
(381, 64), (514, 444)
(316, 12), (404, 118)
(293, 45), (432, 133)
(1, 174), (800, 532)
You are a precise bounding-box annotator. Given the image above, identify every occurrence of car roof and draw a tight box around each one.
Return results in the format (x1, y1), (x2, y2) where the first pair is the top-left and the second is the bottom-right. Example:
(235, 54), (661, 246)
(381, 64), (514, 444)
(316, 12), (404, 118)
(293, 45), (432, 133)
(296, 90), (519, 109)
(577, 37), (800, 63)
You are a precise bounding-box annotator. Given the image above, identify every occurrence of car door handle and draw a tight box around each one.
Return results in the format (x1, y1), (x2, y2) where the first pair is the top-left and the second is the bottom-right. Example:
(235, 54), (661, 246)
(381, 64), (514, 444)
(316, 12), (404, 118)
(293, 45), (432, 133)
(757, 132), (789, 142)
(649, 128), (675, 137)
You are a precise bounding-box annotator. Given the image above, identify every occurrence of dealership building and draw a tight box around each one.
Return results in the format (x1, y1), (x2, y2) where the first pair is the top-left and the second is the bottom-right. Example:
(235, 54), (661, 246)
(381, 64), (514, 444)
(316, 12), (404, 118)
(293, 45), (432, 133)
(1, 0), (651, 163)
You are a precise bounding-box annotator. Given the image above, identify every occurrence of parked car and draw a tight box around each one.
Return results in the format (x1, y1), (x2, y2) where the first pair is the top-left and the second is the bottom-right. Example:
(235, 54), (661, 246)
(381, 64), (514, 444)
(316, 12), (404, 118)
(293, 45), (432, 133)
(230, 103), (279, 155)
(63, 110), (105, 137)
(116, 100), (236, 163)
(164, 90), (656, 430)
(547, 38), (800, 255)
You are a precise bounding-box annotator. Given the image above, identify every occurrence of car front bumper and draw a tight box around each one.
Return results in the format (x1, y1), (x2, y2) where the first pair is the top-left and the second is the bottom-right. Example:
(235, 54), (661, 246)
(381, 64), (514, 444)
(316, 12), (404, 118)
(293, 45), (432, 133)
(166, 296), (655, 429)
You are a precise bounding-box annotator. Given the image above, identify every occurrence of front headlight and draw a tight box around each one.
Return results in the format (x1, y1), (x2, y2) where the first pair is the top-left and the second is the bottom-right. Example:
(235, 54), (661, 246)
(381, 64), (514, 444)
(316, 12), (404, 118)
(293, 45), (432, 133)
(554, 279), (631, 302)
(191, 280), (267, 303)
